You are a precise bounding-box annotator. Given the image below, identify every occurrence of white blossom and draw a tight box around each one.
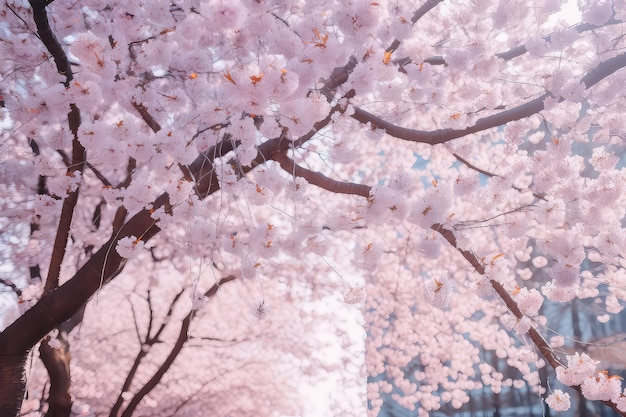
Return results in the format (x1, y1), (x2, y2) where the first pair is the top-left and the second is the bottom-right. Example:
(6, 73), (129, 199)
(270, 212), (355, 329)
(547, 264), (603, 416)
(115, 236), (145, 259)
(546, 390), (571, 412)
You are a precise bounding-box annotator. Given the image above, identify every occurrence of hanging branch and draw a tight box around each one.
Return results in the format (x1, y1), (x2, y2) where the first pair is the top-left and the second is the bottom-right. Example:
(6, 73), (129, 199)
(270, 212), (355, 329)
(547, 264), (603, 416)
(431, 223), (626, 417)
(270, 154), (625, 416)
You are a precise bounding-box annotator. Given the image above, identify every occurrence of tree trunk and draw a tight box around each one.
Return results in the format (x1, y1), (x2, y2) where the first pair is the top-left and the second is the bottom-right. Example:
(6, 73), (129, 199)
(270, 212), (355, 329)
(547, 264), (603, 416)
(40, 335), (72, 417)
(0, 353), (28, 417)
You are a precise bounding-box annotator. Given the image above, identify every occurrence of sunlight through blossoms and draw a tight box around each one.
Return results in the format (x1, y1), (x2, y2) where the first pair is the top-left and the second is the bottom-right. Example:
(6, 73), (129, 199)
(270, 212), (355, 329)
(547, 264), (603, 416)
(1, 0), (626, 416)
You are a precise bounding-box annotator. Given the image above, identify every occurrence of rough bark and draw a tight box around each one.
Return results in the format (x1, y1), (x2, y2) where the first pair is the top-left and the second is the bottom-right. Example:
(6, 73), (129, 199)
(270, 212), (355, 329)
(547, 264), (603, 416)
(0, 354), (29, 417)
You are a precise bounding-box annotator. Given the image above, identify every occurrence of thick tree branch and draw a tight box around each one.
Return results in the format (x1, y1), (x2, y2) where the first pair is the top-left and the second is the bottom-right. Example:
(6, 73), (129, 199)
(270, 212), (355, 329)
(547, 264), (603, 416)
(0, 355), (29, 417)
(44, 104), (84, 294)
(353, 52), (626, 144)
(29, 0), (72, 86)
(39, 336), (71, 417)
(351, 92), (549, 144)
(272, 152), (371, 198)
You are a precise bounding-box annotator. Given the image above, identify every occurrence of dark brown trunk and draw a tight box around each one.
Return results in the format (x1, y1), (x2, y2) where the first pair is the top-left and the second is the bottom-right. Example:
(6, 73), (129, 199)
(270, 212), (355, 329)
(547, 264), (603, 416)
(40, 335), (72, 417)
(0, 353), (28, 417)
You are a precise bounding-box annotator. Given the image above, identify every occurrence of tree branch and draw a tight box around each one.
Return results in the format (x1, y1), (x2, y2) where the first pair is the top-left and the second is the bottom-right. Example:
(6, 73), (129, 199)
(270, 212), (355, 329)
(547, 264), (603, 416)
(39, 336), (71, 417)
(452, 153), (546, 200)
(27, 138), (47, 283)
(27, 6), (84, 411)
(44, 105), (84, 294)
(108, 289), (184, 417)
(0, 279), (22, 298)
(495, 18), (623, 61)
(131, 101), (161, 133)
(29, 0), (72, 86)
(386, 0), (444, 54)
(272, 152), (371, 198)
(111, 158), (136, 236)
(117, 276), (236, 417)
(431, 223), (626, 416)
(394, 18), (624, 69)
(267, 156), (624, 415)
(352, 52), (626, 144)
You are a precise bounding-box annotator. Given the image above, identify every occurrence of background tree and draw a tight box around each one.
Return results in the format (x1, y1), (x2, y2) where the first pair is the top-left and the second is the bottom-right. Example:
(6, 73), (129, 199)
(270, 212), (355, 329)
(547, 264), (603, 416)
(1, 0), (626, 416)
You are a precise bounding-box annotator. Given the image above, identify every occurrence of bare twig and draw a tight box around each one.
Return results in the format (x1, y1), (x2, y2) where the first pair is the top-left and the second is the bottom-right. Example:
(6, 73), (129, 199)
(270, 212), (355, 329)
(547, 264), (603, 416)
(0, 279), (22, 298)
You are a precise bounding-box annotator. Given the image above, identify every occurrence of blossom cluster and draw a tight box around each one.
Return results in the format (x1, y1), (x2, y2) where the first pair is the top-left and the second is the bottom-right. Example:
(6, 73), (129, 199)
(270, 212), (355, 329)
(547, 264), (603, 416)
(552, 352), (626, 412)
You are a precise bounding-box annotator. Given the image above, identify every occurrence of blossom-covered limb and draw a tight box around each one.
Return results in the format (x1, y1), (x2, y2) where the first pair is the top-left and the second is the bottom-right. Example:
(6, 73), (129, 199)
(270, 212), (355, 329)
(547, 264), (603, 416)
(432, 224), (626, 416)
(272, 152), (371, 198)
(131, 101), (162, 133)
(269, 151), (568, 389)
(453, 153), (546, 200)
(111, 158), (137, 236)
(29, 0), (72, 86)
(353, 52), (626, 144)
(0, 192), (164, 354)
(44, 104), (84, 294)
(269, 153), (613, 412)
(385, 0), (444, 54)
(395, 18), (624, 69)
(324, 0), (443, 100)
(495, 18), (624, 61)
(36, 104), (84, 417)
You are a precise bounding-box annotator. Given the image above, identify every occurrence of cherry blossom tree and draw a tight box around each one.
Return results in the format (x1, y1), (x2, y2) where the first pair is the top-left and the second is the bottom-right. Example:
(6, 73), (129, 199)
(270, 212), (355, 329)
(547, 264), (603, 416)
(1, 0), (626, 416)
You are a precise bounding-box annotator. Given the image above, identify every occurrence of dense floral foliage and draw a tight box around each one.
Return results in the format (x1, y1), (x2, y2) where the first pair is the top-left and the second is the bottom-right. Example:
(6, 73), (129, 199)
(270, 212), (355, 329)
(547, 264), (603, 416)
(1, 0), (626, 416)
